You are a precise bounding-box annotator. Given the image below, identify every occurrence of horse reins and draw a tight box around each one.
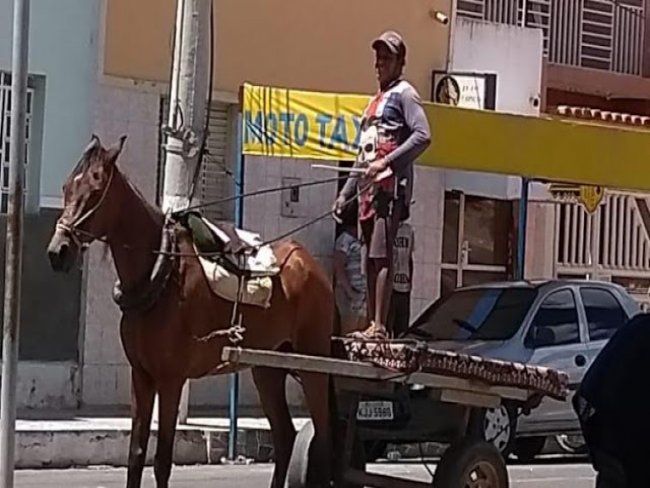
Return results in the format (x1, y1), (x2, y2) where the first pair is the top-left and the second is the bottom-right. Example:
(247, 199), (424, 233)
(54, 170), (371, 259)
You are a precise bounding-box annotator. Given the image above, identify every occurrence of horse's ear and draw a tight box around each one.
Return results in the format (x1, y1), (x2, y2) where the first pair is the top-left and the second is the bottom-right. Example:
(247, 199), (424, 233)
(83, 134), (101, 155)
(106, 135), (127, 164)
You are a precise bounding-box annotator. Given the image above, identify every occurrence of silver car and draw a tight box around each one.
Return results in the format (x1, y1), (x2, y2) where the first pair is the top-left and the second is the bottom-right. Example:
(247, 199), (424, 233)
(404, 279), (641, 461)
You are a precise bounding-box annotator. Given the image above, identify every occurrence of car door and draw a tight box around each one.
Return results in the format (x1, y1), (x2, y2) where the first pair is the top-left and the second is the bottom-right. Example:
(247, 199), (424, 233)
(518, 287), (589, 432)
(579, 286), (630, 365)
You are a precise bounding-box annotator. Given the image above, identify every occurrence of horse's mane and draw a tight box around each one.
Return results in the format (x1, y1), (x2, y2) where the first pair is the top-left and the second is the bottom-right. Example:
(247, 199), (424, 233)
(119, 167), (163, 221)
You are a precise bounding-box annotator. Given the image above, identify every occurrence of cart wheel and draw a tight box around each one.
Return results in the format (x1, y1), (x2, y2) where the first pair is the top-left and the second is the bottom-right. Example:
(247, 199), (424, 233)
(433, 438), (508, 488)
(285, 421), (364, 488)
(286, 421), (317, 488)
(333, 424), (366, 488)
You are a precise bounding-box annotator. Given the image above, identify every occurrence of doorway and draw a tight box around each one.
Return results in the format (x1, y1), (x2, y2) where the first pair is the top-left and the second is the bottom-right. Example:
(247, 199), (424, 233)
(441, 190), (513, 296)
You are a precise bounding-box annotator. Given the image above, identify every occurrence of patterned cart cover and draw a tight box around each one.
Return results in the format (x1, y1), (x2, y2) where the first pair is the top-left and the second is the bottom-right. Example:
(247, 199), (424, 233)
(335, 338), (569, 401)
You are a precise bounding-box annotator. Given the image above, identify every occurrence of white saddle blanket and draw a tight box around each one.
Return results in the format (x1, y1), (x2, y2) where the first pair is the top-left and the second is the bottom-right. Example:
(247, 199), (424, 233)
(195, 219), (279, 308)
(201, 218), (279, 276)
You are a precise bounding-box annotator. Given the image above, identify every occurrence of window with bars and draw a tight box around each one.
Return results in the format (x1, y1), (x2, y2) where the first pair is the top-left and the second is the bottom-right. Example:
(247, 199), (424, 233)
(0, 71), (33, 214)
(157, 97), (236, 223)
(456, 0), (645, 76)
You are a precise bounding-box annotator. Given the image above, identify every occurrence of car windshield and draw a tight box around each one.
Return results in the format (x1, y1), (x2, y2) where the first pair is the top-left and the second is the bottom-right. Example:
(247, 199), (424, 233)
(408, 287), (539, 341)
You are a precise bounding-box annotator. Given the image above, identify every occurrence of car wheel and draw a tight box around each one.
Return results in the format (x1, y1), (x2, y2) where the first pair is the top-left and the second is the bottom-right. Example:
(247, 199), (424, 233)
(468, 404), (516, 459)
(514, 436), (546, 463)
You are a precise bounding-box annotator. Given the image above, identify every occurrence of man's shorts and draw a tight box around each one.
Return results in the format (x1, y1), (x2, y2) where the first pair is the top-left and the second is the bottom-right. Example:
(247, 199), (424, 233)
(360, 192), (406, 260)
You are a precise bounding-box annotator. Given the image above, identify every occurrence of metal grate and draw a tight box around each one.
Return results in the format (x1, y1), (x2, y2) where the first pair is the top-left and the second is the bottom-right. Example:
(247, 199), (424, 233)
(158, 97), (236, 223)
(612, 4), (644, 75)
(555, 192), (650, 278)
(456, 0), (644, 75)
(0, 71), (32, 214)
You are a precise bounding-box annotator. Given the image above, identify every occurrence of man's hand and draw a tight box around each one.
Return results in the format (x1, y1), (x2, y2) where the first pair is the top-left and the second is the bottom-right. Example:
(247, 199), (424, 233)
(332, 195), (346, 216)
(365, 158), (388, 180)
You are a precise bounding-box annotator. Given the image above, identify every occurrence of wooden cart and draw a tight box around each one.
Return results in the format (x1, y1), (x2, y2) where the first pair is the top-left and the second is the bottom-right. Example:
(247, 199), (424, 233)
(222, 345), (564, 488)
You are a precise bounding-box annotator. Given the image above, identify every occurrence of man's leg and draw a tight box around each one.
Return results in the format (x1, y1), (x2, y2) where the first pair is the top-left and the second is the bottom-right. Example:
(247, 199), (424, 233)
(353, 200), (403, 339)
(392, 292), (411, 338)
(373, 255), (392, 331)
(378, 199), (404, 336)
(360, 219), (377, 323)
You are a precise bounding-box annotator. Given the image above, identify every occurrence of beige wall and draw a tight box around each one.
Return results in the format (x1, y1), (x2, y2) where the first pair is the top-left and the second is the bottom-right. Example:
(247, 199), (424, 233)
(103, 0), (452, 96)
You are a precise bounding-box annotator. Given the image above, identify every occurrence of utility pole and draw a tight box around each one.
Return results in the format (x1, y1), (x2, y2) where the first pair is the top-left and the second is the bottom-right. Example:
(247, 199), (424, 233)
(0, 1), (30, 486)
(159, 0), (211, 424)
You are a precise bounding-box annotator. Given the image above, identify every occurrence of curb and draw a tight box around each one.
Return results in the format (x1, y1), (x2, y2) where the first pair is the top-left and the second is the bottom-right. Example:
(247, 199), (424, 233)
(13, 424), (576, 468)
(15, 426), (279, 469)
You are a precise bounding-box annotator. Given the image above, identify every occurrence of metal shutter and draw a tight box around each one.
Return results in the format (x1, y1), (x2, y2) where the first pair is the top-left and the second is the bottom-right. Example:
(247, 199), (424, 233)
(158, 97), (235, 222)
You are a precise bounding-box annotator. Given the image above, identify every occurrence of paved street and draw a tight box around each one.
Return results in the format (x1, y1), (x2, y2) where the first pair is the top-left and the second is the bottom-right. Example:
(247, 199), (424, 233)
(14, 461), (596, 487)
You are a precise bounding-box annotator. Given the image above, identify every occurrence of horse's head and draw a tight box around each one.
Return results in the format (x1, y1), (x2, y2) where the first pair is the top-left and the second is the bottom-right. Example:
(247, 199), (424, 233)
(47, 134), (127, 272)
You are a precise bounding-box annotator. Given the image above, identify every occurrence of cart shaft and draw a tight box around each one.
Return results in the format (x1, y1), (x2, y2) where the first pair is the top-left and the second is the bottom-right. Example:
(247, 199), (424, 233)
(221, 346), (530, 404)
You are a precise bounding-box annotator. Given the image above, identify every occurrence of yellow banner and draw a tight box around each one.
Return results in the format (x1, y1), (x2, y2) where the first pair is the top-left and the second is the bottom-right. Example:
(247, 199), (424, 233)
(241, 83), (650, 193)
(242, 83), (368, 160)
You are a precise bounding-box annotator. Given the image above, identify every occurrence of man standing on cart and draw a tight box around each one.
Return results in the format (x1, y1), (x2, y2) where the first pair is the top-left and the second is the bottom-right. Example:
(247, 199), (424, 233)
(333, 30), (431, 340)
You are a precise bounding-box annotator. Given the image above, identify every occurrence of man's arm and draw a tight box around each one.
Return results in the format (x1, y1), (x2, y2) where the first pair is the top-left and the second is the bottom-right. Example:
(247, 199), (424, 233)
(339, 161), (361, 201)
(385, 86), (431, 171)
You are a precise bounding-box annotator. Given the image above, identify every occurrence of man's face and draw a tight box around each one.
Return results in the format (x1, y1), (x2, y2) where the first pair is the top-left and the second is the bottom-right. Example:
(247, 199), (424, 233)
(374, 43), (402, 88)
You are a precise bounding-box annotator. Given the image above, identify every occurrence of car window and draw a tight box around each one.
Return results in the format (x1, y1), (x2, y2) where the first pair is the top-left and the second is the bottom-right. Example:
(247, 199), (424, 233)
(580, 287), (628, 342)
(408, 287), (537, 341)
(529, 289), (580, 347)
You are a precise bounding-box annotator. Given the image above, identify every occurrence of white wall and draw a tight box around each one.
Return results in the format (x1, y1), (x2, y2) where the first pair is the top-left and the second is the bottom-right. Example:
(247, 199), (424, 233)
(0, 0), (101, 208)
(0, 0), (101, 409)
(84, 83), (161, 408)
(444, 18), (556, 280)
(238, 157), (445, 318)
(446, 18), (548, 201)
(85, 84), (312, 411)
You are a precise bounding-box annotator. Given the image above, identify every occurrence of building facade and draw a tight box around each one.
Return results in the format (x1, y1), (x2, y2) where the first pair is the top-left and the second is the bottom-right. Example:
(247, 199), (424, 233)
(85, 0), (453, 411)
(0, 0), (101, 410)
(6, 0), (642, 412)
(454, 0), (650, 306)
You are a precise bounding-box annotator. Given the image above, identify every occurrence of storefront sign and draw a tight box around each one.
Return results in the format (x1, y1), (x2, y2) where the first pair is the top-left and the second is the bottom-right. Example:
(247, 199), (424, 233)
(431, 71), (496, 110)
(242, 83), (366, 160)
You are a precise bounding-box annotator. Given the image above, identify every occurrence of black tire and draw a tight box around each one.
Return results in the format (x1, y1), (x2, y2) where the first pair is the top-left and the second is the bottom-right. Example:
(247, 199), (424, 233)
(363, 440), (387, 462)
(433, 438), (509, 488)
(468, 404), (517, 459)
(513, 436), (546, 463)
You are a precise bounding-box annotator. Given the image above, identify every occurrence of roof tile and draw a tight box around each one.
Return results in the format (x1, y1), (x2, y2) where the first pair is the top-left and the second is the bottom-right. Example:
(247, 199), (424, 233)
(555, 105), (650, 127)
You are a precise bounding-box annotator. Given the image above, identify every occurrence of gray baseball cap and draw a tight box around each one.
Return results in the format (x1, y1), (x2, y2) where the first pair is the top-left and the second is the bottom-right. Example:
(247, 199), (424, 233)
(372, 30), (406, 58)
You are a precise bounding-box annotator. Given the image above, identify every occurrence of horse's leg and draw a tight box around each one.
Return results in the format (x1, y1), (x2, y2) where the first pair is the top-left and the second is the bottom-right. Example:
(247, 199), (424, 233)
(252, 366), (295, 488)
(299, 371), (332, 488)
(153, 380), (183, 488)
(126, 367), (156, 488)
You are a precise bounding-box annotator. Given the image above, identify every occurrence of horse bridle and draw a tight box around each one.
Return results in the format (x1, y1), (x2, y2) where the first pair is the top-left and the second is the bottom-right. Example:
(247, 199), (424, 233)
(56, 165), (116, 250)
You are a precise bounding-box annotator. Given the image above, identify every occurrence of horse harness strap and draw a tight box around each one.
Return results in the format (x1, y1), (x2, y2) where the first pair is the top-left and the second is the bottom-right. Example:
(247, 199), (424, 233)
(112, 218), (178, 313)
(57, 165), (116, 248)
(193, 255), (249, 346)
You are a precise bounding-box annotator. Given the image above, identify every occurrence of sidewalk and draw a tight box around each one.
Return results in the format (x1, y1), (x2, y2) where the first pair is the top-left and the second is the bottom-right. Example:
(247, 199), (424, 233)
(14, 412), (570, 469)
(15, 413), (310, 469)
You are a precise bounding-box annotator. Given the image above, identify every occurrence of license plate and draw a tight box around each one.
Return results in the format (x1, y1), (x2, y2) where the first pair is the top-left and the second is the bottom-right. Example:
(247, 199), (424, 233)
(356, 401), (394, 421)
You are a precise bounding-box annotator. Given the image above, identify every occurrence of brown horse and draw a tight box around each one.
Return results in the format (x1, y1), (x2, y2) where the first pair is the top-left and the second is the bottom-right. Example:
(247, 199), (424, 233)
(46, 135), (334, 488)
